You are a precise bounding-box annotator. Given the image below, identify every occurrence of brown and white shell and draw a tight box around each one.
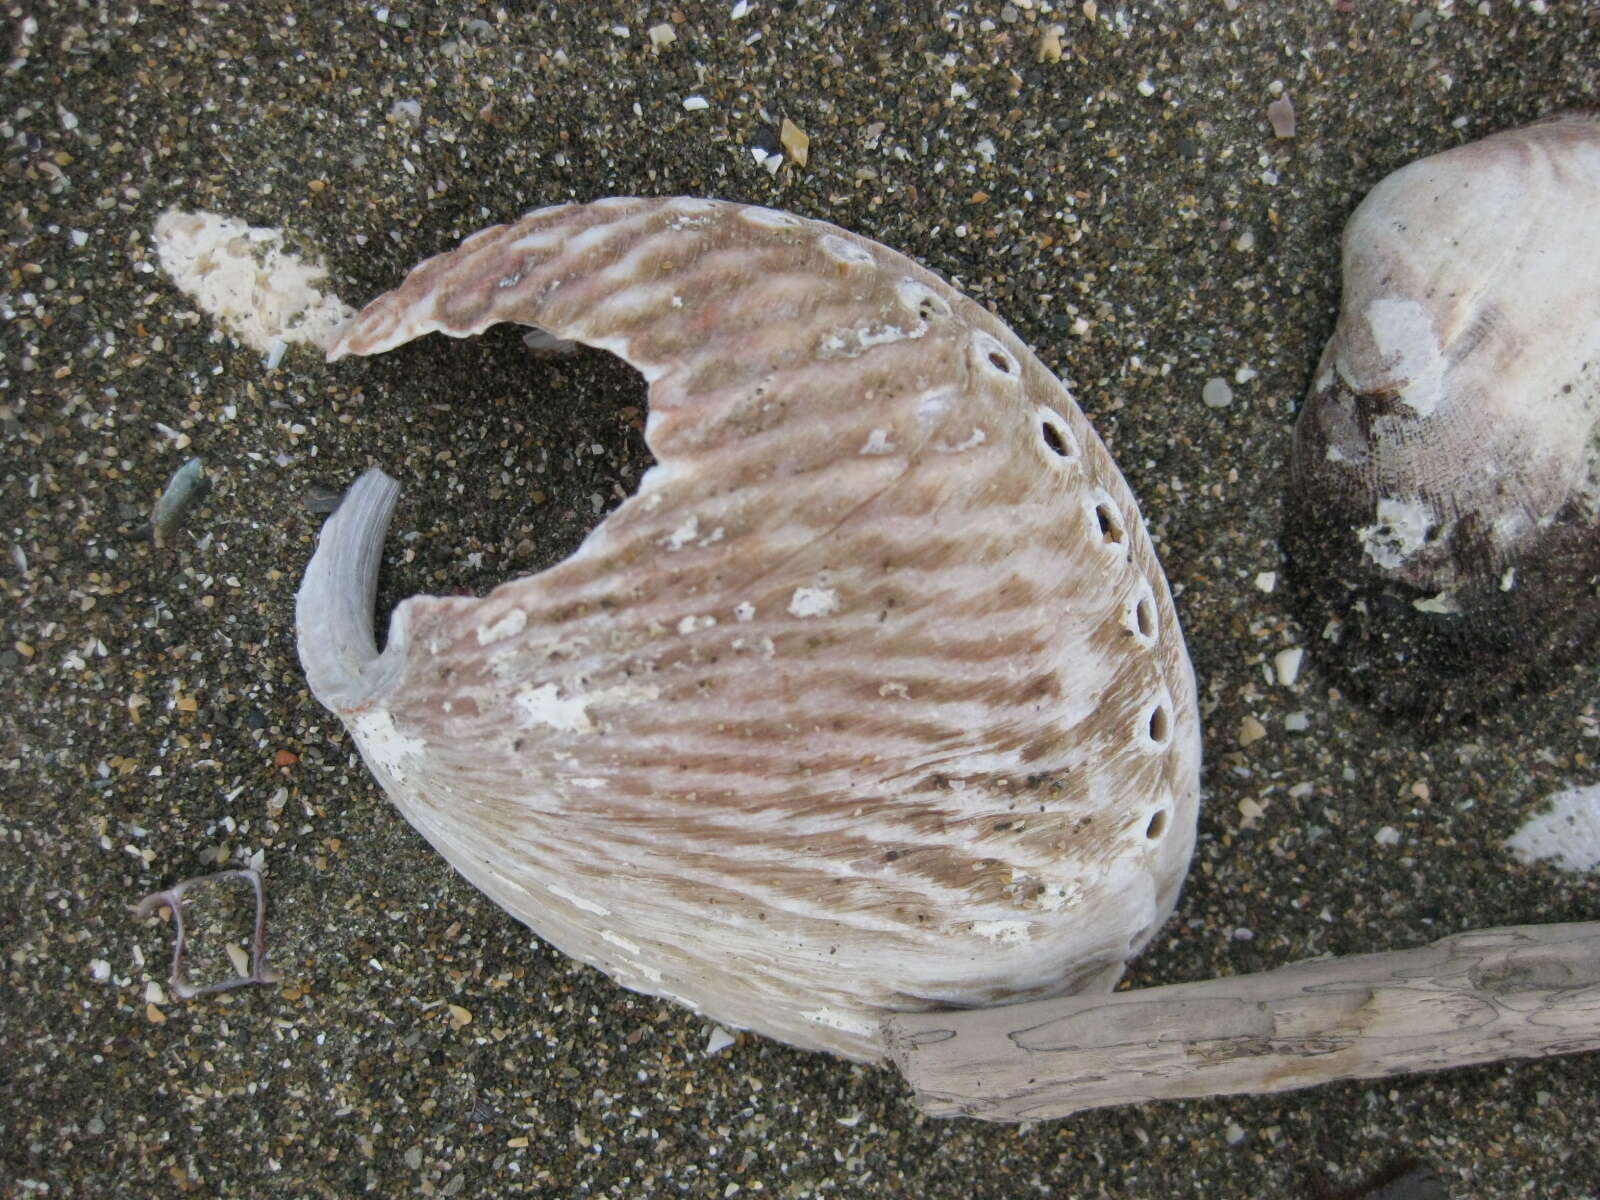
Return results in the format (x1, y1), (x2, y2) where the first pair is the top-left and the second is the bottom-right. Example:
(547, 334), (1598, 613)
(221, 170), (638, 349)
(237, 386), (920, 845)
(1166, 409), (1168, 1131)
(297, 198), (1200, 1061)
(1287, 114), (1600, 709)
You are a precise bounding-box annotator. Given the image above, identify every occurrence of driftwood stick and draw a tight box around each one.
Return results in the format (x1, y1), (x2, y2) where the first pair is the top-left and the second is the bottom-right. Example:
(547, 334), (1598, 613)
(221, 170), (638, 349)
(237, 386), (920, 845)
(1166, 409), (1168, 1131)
(886, 921), (1600, 1122)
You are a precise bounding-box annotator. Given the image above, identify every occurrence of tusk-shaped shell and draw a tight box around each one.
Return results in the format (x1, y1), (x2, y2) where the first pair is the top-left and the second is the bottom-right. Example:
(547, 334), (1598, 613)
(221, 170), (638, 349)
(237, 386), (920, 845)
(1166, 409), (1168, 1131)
(298, 198), (1201, 1061)
(296, 468), (405, 714)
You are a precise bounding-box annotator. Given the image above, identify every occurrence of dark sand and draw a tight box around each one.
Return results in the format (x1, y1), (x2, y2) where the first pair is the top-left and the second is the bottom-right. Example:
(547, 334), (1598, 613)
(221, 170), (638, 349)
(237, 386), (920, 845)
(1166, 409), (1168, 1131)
(4, 2), (1597, 1195)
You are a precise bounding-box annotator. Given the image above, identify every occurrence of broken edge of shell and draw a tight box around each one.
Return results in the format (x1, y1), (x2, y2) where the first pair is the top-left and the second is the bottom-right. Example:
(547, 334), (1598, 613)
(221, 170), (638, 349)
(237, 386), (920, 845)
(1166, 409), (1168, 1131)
(295, 468), (408, 714)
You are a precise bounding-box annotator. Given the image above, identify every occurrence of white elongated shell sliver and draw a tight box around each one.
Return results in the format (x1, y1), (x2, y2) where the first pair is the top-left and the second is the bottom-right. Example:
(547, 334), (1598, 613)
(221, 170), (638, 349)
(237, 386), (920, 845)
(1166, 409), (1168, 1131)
(298, 198), (1200, 1061)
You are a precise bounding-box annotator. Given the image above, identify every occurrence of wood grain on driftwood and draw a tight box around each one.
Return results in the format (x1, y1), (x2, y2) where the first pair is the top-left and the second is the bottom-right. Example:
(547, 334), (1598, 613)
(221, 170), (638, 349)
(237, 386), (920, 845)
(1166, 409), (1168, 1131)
(887, 922), (1600, 1122)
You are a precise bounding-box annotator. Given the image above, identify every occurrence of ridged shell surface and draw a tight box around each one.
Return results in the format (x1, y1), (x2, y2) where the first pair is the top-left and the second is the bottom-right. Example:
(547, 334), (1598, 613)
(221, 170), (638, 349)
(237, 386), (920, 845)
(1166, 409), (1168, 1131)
(298, 197), (1200, 1061)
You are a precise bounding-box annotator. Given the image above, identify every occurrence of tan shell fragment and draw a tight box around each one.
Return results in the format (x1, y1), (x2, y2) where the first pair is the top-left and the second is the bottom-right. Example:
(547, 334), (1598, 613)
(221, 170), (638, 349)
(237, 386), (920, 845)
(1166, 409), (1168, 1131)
(298, 197), (1200, 1061)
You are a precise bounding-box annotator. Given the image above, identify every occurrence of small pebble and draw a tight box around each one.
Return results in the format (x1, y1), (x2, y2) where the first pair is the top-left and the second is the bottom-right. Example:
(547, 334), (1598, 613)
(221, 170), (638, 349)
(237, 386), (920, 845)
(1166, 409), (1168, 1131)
(1375, 826), (1402, 846)
(304, 481), (348, 520)
(780, 118), (810, 167)
(1202, 377), (1234, 408)
(149, 457), (208, 547)
(1267, 94), (1296, 138)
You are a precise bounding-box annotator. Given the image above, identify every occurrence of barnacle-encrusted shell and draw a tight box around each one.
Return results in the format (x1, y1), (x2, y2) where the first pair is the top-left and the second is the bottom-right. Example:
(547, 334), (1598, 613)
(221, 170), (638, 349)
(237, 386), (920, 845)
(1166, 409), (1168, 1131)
(298, 198), (1200, 1060)
(1288, 114), (1600, 708)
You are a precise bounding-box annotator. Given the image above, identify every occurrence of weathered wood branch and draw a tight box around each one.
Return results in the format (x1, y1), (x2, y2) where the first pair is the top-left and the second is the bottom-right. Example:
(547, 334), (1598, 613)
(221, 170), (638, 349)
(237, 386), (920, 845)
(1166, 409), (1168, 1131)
(886, 921), (1600, 1122)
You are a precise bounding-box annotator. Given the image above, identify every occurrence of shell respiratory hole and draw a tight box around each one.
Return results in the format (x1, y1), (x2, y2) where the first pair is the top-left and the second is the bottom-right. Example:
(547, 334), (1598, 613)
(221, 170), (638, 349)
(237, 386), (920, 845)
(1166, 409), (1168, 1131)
(297, 198), (1201, 1061)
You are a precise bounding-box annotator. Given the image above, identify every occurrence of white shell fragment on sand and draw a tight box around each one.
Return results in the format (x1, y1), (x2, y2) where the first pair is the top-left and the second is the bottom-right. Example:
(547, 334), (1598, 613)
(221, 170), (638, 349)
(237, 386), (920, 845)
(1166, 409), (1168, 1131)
(153, 210), (355, 358)
(297, 198), (1201, 1061)
(1506, 785), (1600, 875)
(1287, 113), (1600, 707)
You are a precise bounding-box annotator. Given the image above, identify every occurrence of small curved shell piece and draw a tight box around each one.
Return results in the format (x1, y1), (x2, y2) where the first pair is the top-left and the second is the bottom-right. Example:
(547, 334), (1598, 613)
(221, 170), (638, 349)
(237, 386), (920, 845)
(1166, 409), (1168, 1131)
(1288, 114), (1600, 709)
(298, 198), (1200, 1061)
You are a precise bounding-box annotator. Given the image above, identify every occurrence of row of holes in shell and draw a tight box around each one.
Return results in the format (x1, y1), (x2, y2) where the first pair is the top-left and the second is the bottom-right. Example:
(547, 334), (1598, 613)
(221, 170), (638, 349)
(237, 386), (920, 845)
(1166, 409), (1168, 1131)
(975, 331), (1176, 845)
(854, 254), (1178, 849)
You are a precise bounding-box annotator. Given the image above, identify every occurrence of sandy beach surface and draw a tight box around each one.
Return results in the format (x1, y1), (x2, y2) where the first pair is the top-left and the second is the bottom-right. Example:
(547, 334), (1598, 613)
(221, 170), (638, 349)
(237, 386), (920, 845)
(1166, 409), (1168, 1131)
(4, 2), (1597, 1195)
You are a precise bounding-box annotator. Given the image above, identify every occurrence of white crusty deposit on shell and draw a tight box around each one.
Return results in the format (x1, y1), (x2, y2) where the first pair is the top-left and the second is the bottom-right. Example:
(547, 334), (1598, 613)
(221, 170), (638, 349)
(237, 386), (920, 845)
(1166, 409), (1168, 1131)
(296, 198), (1201, 1061)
